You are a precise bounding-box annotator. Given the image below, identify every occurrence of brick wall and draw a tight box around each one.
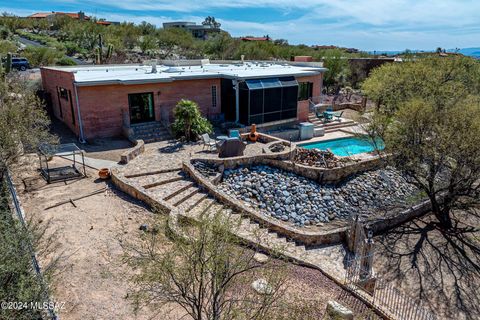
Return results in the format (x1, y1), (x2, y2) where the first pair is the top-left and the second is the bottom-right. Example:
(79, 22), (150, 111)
(40, 68), (222, 139)
(41, 67), (322, 139)
(40, 68), (80, 136)
(77, 78), (221, 139)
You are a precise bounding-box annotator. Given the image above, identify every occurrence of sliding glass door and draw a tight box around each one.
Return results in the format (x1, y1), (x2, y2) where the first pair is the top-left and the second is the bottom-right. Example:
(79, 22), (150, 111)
(128, 92), (155, 124)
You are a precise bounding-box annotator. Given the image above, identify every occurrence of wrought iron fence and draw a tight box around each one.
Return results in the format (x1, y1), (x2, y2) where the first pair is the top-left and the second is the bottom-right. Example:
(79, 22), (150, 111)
(345, 253), (437, 320)
(373, 278), (437, 320)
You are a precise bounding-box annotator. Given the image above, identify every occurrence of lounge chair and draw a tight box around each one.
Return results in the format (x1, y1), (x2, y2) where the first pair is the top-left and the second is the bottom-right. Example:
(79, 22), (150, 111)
(229, 129), (241, 139)
(201, 133), (217, 151)
(334, 111), (344, 121)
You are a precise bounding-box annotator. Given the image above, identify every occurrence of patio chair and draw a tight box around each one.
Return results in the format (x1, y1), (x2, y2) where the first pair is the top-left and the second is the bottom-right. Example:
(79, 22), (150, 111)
(334, 111), (344, 121)
(201, 133), (217, 151)
(229, 129), (241, 139)
(315, 108), (324, 119)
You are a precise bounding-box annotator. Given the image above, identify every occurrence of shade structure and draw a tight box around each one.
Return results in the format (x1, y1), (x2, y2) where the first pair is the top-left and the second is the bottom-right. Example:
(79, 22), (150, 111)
(239, 76), (299, 125)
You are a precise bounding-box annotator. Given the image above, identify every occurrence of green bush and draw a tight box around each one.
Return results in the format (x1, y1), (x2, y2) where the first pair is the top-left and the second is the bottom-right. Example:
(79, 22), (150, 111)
(55, 56), (77, 66)
(22, 46), (63, 67)
(0, 40), (18, 55)
(171, 99), (213, 141)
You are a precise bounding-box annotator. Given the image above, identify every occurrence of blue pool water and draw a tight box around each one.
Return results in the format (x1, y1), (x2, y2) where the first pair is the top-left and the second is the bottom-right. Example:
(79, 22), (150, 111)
(299, 136), (385, 157)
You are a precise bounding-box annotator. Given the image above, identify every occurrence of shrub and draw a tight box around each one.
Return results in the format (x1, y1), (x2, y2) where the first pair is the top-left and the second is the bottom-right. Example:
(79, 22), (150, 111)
(22, 46), (63, 67)
(171, 99), (213, 141)
(55, 56), (77, 66)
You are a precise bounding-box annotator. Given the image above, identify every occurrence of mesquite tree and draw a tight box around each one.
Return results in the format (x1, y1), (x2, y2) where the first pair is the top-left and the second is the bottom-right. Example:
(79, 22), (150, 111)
(124, 213), (296, 320)
(363, 57), (480, 229)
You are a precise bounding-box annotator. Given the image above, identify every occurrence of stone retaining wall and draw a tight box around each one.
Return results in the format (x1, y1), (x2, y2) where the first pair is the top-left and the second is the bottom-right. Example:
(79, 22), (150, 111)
(183, 161), (348, 246)
(120, 139), (145, 164)
(194, 150), (382, 185)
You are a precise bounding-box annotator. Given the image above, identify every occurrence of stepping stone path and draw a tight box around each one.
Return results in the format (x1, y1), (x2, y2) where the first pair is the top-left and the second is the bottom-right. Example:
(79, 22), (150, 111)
(218, 165), (418, 226)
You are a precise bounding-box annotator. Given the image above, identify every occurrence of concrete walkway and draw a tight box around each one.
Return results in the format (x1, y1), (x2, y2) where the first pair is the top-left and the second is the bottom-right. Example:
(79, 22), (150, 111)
(59, 154), (119, 170)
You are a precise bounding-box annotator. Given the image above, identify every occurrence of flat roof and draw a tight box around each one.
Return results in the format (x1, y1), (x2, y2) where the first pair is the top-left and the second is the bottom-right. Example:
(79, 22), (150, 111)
(43, 63), (326, 86)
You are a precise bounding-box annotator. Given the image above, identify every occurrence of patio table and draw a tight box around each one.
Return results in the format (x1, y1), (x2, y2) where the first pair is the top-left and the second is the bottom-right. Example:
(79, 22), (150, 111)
(216, 135), (229, 141)
(323, 111), (335, 121)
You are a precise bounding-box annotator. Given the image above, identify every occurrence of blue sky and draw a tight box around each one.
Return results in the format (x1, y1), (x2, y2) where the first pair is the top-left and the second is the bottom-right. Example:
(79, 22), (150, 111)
(1, 0), (479, 51)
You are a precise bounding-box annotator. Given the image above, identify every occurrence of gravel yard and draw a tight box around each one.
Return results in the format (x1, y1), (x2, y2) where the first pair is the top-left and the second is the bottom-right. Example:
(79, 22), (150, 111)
(218, 165), (418, 226)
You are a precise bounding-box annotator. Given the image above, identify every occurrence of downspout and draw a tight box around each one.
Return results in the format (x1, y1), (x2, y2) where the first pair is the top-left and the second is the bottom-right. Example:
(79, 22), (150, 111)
(73, 83), (86, 143)
(233, 80), (239, 123)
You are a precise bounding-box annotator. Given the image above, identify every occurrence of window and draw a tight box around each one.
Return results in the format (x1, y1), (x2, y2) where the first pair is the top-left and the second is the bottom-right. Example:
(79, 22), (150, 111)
(211, 86), (217, 110)
(59, 87), (69, 101)
(298, 82), (313, 101)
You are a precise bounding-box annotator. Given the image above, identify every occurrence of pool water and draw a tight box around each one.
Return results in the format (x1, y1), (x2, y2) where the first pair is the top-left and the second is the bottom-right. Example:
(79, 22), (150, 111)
(299, 136), (385, 156)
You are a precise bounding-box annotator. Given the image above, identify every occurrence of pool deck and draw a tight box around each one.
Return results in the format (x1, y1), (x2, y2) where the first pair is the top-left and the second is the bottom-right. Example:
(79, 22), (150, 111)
(293, 124), (368, 145)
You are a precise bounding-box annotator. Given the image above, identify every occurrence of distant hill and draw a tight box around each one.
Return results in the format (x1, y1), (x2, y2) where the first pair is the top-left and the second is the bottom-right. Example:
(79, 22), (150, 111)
(368, 48), (480, 59)
(453, 47), (480, 58)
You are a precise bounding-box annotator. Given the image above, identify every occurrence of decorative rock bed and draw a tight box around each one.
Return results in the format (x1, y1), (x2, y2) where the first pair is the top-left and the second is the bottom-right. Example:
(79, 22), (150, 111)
(218, 165), (418, 227)
(293, 148), (346, 168)
(192, 160), (219, 177)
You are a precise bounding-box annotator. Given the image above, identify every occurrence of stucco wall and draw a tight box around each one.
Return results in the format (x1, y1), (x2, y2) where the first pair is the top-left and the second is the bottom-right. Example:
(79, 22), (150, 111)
(296, 74), (322, 122)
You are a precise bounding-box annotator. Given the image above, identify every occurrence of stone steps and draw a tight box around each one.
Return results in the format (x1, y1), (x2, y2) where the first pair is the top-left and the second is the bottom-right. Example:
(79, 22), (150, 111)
(178, 191), (209, 211)
(164, 182), (195, 201)
(124, 170), (184, 189)
(186, 196), (217, 219)
(135, 169), (338, 278)
(131, 122), (171, 143)
(145, 179), (194, 200)
(168, 185), (200, 207)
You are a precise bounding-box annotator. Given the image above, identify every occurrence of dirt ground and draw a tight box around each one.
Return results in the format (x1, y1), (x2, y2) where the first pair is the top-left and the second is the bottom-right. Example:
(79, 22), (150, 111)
(10, 154), (375, 320)
(50, 118), (133, 162)
(374, 211), (480, 320)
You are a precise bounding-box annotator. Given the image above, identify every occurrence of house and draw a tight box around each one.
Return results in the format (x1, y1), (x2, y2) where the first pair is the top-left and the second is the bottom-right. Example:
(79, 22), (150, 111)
(28, 11), (90, 21)
(241, 36), (270, 42)
(163, 22), (220, 40)
(40, 62), (325, 141)
(27, 11), (117, 25)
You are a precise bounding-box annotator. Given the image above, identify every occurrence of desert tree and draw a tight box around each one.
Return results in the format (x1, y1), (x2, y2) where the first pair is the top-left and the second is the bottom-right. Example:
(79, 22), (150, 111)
(0, 73), (57, 178)
(123, 211), (310, 320)
(0, 74), (60, 319)
(362, 57), (480, 229)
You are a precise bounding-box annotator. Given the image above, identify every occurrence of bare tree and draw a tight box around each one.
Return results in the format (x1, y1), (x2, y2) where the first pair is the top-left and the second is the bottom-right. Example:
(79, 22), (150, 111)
(123, 212), (295, 320)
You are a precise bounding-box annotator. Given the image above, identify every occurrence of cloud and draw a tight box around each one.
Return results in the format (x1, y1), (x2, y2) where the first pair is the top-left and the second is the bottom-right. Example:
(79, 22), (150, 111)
(2, 0), (480, 50)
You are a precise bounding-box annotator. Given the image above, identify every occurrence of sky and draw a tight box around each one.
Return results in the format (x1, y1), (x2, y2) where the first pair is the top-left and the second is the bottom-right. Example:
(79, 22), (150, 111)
(1, 0), (479, 51)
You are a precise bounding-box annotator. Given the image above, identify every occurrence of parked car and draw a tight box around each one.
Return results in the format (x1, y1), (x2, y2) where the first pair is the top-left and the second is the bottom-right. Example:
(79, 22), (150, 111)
(11, 57), (30, 71)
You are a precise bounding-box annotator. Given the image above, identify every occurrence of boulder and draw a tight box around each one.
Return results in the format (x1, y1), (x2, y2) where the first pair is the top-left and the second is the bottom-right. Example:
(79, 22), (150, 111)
(324, 300), (353, 320)
(251, 278), (273, 295)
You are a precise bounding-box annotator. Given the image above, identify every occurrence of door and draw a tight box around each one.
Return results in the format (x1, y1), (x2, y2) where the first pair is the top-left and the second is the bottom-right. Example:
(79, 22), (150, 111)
(128, 92), (155, 124)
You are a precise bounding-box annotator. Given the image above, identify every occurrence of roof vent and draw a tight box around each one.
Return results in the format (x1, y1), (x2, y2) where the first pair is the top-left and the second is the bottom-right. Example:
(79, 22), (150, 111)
(151, 59), (157, 74)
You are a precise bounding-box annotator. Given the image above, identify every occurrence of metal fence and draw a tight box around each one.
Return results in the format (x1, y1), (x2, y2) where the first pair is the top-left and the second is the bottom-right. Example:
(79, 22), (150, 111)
(373, 278), (437, 320)
(345, 254), (437, 320)
(5, 171), (58, 320)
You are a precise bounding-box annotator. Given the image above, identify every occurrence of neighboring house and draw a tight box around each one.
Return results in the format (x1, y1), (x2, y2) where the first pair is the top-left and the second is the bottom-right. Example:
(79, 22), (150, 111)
(241, 36), (270, 42)
(40, 62), (325, 141)
(163, 22), (220, 40)
(27, 11), (117, 25)
(28, 11), (90, 21)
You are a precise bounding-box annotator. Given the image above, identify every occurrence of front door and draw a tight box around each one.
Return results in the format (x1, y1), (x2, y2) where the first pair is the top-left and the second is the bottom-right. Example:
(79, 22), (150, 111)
(128, 92), (155, 124)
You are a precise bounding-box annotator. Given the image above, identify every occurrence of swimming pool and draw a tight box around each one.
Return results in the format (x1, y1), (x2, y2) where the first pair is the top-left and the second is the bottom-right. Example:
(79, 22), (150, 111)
(298, 136), (385, 157)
